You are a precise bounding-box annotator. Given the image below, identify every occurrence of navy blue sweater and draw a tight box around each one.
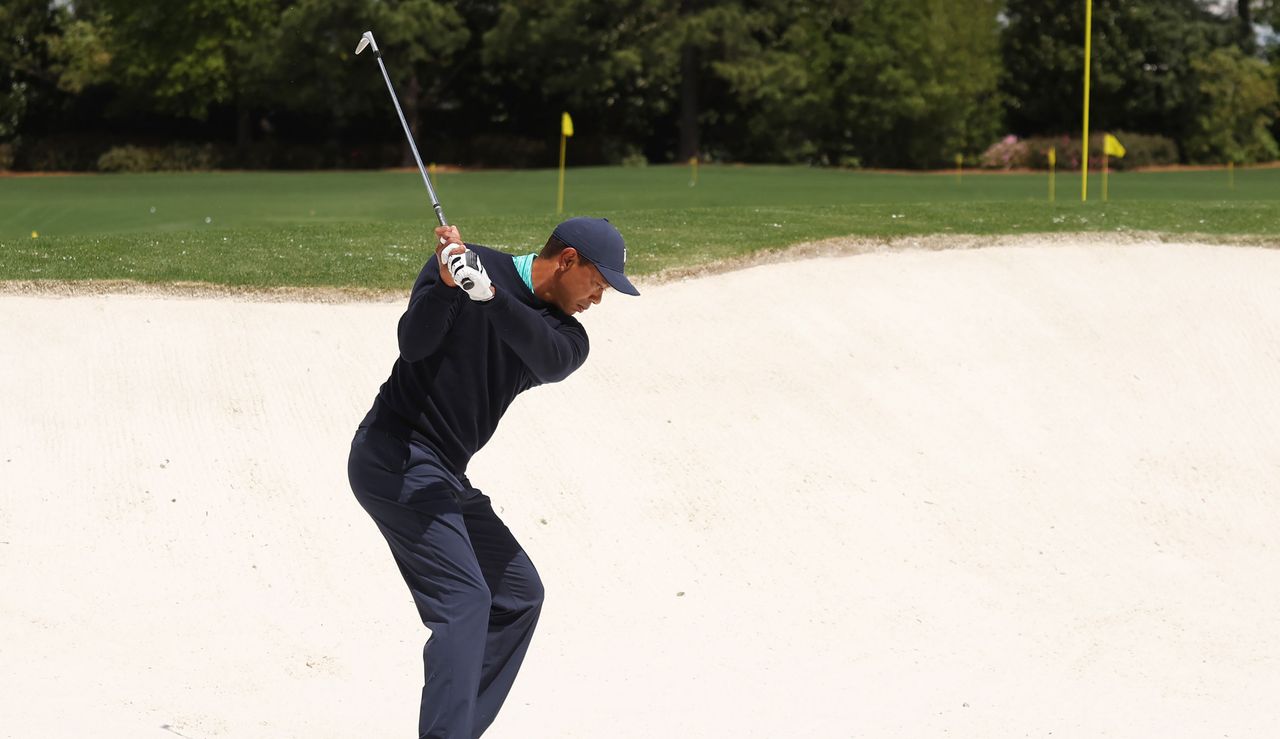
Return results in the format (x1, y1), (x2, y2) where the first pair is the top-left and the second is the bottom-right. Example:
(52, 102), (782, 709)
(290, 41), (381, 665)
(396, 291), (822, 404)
(360, 244), (589, 474)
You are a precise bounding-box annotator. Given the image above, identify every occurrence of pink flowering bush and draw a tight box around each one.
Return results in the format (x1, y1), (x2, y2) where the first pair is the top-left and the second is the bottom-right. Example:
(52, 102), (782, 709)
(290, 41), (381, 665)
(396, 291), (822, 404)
(979, 135), (1032, 169)
(982, 133), (1180, 171)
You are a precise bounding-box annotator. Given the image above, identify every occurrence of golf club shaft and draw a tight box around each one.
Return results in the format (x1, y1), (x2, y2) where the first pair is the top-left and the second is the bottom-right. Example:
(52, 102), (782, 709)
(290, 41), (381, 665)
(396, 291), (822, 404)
(372, 54), (447, 227)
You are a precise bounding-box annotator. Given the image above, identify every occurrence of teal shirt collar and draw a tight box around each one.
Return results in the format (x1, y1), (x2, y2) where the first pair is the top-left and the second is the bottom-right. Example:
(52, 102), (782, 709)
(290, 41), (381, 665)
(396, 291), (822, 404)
(513, 253), (536, 293)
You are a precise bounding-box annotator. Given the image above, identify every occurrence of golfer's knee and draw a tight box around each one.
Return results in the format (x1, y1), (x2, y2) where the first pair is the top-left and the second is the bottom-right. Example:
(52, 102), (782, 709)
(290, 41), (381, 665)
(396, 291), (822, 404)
(444, 580), (493, 625)
(489, 573), (543, 623)
(512, 573), (544, 616)
(526, 576), (545, 612)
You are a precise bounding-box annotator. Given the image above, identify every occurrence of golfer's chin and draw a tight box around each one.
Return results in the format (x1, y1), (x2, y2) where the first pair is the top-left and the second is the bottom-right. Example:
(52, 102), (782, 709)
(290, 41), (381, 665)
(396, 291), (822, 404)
(555, 299), (585, 316)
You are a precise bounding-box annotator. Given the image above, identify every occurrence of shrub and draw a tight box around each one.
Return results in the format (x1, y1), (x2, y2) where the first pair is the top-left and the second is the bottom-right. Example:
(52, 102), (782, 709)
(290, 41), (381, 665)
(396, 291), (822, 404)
(15, 134), (113, 171)
(0, 142), (14, 171)
(996, 132), (1179, 171)
(1020, 135), (1080, 170)
(620, 149), (648, 167)
(97, 145), (157, 172)
(155, 143), (220, 170)
(979, 135), (1032, 169)
(98, 143), (222, 172)
(1094, 132), (1179, 170)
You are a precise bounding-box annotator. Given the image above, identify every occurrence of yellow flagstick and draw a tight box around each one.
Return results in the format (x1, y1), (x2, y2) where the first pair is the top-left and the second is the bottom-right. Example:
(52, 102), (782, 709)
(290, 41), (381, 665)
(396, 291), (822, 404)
(1228, 160), (1235, 190)
(428, 162), (437, 189)
(689, 156), (698, 187)
(1082, 0), (1093, 202)
(955, 153), (963, 183)
(1101, 133), (1125, 202)
(556, 135), (566, 213)
(557, 112), (573, 214)
(1049, 146), (1057, 202)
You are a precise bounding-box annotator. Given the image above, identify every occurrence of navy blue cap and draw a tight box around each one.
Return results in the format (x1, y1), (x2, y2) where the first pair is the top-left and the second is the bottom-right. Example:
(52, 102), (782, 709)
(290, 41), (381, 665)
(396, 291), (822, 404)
(552, 217), (639, 296)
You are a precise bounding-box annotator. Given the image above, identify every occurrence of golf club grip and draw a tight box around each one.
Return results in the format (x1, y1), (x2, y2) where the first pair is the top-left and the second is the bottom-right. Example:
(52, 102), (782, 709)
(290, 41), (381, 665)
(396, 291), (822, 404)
(444, 244), (473, 291)
(459, 247), (474, 290)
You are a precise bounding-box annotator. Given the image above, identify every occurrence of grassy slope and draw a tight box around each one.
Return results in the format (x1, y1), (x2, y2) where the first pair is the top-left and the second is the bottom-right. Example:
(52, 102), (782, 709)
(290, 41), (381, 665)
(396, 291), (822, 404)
(2, 165), (1278, 289)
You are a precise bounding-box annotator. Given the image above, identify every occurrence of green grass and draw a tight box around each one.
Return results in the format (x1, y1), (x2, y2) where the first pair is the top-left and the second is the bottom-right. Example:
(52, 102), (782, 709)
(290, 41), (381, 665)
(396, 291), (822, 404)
(2, 164), (1279, 289)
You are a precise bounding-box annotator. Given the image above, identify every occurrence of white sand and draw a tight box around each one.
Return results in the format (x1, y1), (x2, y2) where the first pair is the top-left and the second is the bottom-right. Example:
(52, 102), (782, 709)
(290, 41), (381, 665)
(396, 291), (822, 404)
(2, 239), (1279, 739)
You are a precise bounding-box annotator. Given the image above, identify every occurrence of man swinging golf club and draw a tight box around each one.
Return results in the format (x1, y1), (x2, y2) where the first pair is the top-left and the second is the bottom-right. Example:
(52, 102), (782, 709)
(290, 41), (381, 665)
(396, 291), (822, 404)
(349, 32), (638, 736)
(347, 216), (639, 739)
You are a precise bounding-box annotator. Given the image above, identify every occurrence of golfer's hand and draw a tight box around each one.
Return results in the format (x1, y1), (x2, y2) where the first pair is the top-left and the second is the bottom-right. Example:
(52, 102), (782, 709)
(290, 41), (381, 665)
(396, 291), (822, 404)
(434, 225), (464, 287)
(445, 248), (496, 302)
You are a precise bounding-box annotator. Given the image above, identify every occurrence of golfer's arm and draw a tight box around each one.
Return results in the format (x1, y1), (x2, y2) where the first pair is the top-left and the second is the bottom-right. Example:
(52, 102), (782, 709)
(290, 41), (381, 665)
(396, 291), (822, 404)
(397, 258), (463, 362)
(480, 290), (588, 383)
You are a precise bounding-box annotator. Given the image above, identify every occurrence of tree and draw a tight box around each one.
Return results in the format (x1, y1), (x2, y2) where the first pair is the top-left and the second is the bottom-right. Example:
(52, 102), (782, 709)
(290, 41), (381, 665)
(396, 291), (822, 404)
(478, 0), (1004, 166)
(90, 0), (285, 147)
(1201, 0), (1280, 54)
(0, 0), (69, 140)
(1255, 0), (1280, 30)
(43, 11), (112, 96)
(1183, 45), (1280, 162)
(478, 0), (835, 163)
(1002, 0), (1229, 141)
(681, 0), (816, 162)
(742, 0), (1003, 167)
(270, 0), (469, 164)
(479, 0), (679, 163)
(1237, 0), (1257, 53)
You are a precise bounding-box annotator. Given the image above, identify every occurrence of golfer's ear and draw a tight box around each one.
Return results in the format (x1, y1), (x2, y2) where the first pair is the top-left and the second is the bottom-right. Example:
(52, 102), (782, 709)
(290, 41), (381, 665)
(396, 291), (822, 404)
(560, 247), (578, 269)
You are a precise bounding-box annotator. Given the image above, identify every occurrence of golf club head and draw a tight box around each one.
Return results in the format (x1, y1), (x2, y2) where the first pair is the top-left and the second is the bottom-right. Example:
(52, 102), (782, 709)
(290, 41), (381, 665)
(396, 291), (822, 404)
(355, 31), (376, 55)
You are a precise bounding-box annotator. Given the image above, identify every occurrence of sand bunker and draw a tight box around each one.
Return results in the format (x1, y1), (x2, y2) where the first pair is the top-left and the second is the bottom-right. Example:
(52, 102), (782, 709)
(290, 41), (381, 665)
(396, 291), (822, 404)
(2, 238), (1278, 738)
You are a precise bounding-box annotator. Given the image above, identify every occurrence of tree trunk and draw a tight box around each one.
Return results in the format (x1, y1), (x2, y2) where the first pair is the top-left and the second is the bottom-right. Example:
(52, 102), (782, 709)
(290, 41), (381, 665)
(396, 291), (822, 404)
(1238, 0), (1255, 53)
(402, 72), (422, 167)
(678, 44), (700, 161)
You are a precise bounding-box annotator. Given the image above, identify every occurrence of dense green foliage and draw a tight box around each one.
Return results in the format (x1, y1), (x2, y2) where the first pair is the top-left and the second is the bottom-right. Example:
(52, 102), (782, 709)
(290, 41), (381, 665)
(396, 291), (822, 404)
(1185, 47), (1280, 162)
(1002, 0), (1225, 139)
(2, 0), (1278, 169)
(3, 165), (1279, 288)
(1, 0), (67, 139)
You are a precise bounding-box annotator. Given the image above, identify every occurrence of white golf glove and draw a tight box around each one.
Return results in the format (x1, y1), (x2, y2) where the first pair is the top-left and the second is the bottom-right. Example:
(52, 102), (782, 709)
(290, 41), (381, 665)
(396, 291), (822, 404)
(444, 246), (494, 302)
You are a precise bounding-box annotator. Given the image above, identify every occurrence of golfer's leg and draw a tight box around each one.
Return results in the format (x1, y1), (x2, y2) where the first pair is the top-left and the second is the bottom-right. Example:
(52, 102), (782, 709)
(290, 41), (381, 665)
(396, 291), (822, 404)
(459, 491), (545, 737)
(349, 429), (492, 739)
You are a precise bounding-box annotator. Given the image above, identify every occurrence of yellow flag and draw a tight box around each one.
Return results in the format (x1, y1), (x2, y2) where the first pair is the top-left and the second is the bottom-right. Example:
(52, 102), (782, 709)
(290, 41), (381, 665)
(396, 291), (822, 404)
(1104, 133), (1126, 158)
(561, 112), (574, 137)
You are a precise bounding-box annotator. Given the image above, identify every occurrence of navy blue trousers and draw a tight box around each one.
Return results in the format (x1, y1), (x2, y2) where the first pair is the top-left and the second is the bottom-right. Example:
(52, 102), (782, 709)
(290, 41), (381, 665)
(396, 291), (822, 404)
(348, 426), (544, 739)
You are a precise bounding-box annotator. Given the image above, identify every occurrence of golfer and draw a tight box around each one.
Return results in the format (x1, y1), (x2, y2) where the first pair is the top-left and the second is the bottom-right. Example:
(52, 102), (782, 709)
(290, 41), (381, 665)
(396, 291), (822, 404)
(347, 217), (639, 739)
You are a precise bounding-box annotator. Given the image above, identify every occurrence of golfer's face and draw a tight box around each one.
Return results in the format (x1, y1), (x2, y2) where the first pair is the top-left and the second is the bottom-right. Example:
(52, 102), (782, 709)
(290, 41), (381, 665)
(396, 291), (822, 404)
(561, 257), (608, 315)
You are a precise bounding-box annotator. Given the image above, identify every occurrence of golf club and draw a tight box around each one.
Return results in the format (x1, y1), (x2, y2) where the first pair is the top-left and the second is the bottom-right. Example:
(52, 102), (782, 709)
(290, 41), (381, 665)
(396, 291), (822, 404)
(356, 31), (472, 288)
